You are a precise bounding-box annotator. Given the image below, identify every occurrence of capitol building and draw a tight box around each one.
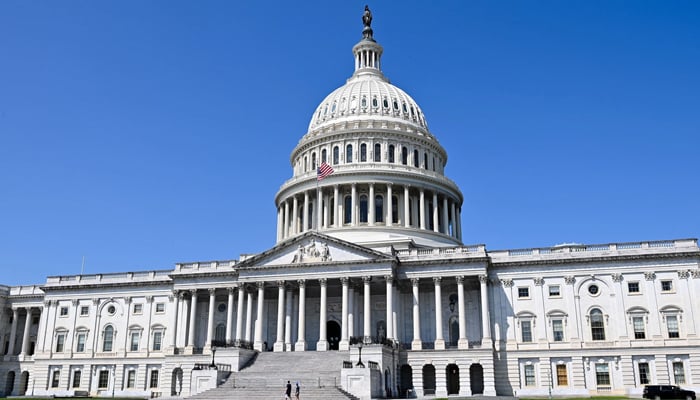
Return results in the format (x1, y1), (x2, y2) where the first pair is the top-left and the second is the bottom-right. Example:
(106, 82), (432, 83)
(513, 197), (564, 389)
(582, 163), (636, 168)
(1, 8), (699, 400)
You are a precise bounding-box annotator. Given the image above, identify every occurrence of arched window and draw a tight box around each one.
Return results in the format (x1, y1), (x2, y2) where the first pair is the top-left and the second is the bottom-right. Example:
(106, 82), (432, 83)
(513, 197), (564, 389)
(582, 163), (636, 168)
(311, 152), (317, 170)
(401, 147), (408, 165)
(359, 195), (368, 223)
(374, 143), (381, 162)
(333, 146), (339, 165)
(375, 195), (384, 223)
(590, 308), (606, 340)
(321, 149), (327, 164)
(360, 143), (367, 162)
(433, 156), (436, 171)
(303, 156), (308, 172)
(103, 325), (114, 352)
(344, 196), (352, 224)
(424, 153), (428, 170)
(330, 197), (335, 226)
(346, 144), (353, 163)
(388, 145), (395, 163)
(215, 324), (225, 342)
(413, 149), (419, 167)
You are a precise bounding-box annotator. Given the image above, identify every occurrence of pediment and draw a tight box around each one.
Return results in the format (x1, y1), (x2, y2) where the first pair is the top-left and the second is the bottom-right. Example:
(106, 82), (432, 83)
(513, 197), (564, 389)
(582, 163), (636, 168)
(236, 231), (395, 269)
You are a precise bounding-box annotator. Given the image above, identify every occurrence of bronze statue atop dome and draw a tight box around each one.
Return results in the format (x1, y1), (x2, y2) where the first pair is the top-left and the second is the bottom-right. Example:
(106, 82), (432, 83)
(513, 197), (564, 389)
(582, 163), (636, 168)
(362, 5), (374, 41)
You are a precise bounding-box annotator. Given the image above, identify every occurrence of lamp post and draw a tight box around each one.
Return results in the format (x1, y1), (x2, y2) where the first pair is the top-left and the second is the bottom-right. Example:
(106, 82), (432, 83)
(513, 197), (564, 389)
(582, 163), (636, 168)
(356, 343), (365, 368)
(210, 346), (217, 369)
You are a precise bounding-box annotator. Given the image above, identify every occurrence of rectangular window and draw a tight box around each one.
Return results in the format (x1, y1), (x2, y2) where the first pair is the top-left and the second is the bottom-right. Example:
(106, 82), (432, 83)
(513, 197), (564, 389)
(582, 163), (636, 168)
(661, 280), (673, 292)
(130, 332), (140, 351)
(72, 370), (81, 388)
(556, 364), (568, 386)
(155, 303), (165, 313)
(595, 363), (610, 386)
(133, 304), (143, 314)
(524, 364), (536, 386)
(548, 285), (561, 297)
(153, 332), (163, 351)
(628, 282), (640, 293)
(51, 370), (60, 388)
(98, 370), (109, 389)
(667, 315), (680, 338)
(673, 361), (686, 384)
(521, 321), (533, 342)
(56, 333), (65, 353)
(633, 316), (646, 339)
(127, 370), (136, 388)
(552, 319), (564, 342)
(518, 287), (530, 298)
(80, 306), (89, 316)
(150, 370), (159, 389)
(638, 362), (650, 385)
(60, 307), (69, 316)
(76, 333), (86, 353)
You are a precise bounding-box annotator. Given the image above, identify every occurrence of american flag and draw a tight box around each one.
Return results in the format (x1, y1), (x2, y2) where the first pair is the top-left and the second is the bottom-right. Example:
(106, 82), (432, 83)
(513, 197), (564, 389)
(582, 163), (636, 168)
(317, 162), (334, 180)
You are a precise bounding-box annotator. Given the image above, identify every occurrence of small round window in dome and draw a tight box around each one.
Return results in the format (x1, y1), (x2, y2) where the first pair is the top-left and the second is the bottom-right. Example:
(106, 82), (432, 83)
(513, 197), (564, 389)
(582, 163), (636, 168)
(588, 284), (599, 295)
(107, 305), (116, 315)
(218, 303), (226, 313)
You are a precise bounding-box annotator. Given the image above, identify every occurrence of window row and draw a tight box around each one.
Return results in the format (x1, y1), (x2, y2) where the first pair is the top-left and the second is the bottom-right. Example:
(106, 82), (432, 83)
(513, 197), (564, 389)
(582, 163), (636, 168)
(299, 143), (443, 174)
(515, 279), (678, 301)
(57, 302), (166, 318)
(53, 325), (165, 353)
(314, 95), (426, 127)
(50, 367), (160, 390)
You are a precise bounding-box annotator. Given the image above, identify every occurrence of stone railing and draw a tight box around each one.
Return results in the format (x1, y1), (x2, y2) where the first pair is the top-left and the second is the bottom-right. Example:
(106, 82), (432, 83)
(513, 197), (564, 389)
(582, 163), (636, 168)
(46, 270), (172, 286)
(395, 245), (486, 259)
(490, 238), (698, 259)
(175, 260), (237, 272)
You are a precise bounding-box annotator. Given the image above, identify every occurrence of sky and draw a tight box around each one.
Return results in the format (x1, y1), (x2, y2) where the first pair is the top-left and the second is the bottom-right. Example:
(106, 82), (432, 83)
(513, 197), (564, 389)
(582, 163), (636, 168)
(1, 1), (698, 286)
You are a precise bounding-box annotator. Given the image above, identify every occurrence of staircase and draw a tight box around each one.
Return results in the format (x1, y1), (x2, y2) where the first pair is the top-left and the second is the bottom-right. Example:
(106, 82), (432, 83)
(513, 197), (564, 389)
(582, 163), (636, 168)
(188, 351), (357, 400)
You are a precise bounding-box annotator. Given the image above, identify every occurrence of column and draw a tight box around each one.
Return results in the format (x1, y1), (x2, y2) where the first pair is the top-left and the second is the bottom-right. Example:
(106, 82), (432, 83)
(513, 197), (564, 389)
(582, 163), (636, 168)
(348, 285), (355, 339)
(303, 191), (309, 233)
(187, 290), (197, 348)
(385, 276), (394, 341)
(479, 275), (492, 342)
(277, 206), (283, 241)
(20, 308), (32, 356)
(419, 189), (426, 229)
(434, 278), (445, 349)
(254, 282), (265, 351)
(351, 184), (357, 226)
(284, 200), (290, 238)
(386, 184), (393, 225)
(432, 192), (439, 232)
(177, 293), (187, 349)
(274, 281), (285, 351)
(206, 288), (216, 348)
(317, 187), (323, 230)
(411, 278), (422, 350)
(442, 197), (449, 235)
(363, 276), (372, 342)
(295, 280), (307, 351)
(456, 207), (462, 240)
(317, 278), (328, 351)
(457, 276), (468, 349)
(340, 278), (350, 350)
(450, 202), (457, 238)
(245, 291), (253, 342)
(323, 193), (330, 229)
(334, 185), (340, 228)
(284, 286), (293, 351)
(169, 291), (180, 351)
(292, 196), (299, 234)
(369, 183), (375, 226)
(8, 308), (18, 355)
(226, 287), (235, 343)
(235, 286), (245, 343)
(404, 186), (410, 227)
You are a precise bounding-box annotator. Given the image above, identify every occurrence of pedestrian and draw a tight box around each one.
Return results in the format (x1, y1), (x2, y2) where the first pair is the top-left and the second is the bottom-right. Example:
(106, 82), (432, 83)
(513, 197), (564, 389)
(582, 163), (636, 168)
(285, 380), (292, 400)
(295, 381), (300, 400)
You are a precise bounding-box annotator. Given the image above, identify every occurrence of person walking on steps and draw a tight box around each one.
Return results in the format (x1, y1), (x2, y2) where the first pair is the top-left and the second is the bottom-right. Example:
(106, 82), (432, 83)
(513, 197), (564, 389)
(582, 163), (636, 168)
(285, 380), (292, 400)
(295, 381), (300, 400)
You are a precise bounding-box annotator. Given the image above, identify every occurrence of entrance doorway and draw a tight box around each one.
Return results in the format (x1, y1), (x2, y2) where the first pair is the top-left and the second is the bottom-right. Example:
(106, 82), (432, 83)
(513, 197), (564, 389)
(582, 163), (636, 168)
(447, 364), (459, 395)
(422, 364), (436, 395)
(171, 368), (183, 396)
(19, 371), (29, 395)
(5, 371), (15, 397)
(449, 316), (459, 347)
(327, 320), (340, 350)
(470, 364), (484, 394)
(399, 365), (413, 397)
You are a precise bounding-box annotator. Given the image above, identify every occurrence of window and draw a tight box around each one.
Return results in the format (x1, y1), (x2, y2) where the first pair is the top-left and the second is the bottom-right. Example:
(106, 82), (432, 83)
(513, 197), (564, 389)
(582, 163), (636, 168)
(321, 149), (327, 164)
(524, 364), (535, 386)
(667, 315), (679, 338)
(401, 147), (408, 165)
(152, 331), (163, 351)
(588, 284), (599, 295)
(343, 196), (352, 224)
(552, 319), (564, 342)
(107, 305), (116, 315)
(215, 324), (225, 342)
(423, 153), (428, 170)
(51, 370), (60, 388)
(333, 146), (339, 165)
(590, 308), (606, 340)
(673, 361), (686, 384)
(217, 303), (226, 313)
(388, 145), (395, 163)
(130, 331), (140, 351)
(661, 280), (673, 292)
(595, 363), (610, 386)
(72, 369), (81, 388)
(150, 370), (159, 389)
(549, 285), (561, 297)
(127, 370), (136, 388)
(375, 195), (384, 223)
(360, 143), (367, 162)
(556, 364), (568, 386)
(374, 143), (381, 162)
(413, 149), (419, 167)
(103, 325), (114, 352)
(155, 303), (165, 313)
(521, 320), (533, 342)
(628, 282), (640, 293)
(56, 332), (66, 352)
(391, 196), (398, 223)
(60, 307), (69, 316)
(359, 194), (368, 223)
(311, 152), (317, 170)
(76, 332), (86, 353)
(638, 362), (650, 385)
(633, 316), (646, 339)
(80, 306), (89, 316)
(133, 304), (143, 314)
(518, 287), (530, 298)
(346, 144), (353, 163)
(98, 370), (109, 389)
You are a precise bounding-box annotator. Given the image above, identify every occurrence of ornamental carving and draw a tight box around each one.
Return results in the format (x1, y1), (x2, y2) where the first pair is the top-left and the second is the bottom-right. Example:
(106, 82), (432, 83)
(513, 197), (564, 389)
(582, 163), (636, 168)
(644, 272), (656, 281)
(677, 270), (690, 279)
(500, 279), (513, 288)
(534, 277), (544, 286)
(291, 239), (332, 263)
(433, 277), (442, 285)
(611, 273), (623, 283)
(564, 276), (576, 285)
(692, 270), (700, 279)
(478, 275), (488, 284)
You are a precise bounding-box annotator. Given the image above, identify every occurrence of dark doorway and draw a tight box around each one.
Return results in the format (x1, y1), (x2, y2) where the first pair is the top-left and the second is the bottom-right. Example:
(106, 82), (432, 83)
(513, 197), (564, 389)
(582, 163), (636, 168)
(5, 371), (15, 397)
(327, 320), (341, 350)
(449, 317), (459, 347)
(19, 371), (29, 395)
(171, 368), (183, 396)
(422, 364), (436, 395)
(470, 364), (484, 395)
(447, 364), (460, 395)
(399, 364), (413, 397)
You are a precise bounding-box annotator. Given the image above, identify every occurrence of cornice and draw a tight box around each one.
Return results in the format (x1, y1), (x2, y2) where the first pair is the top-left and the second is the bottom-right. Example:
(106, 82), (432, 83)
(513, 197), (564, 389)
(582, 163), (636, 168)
(489, 250), (700, 268)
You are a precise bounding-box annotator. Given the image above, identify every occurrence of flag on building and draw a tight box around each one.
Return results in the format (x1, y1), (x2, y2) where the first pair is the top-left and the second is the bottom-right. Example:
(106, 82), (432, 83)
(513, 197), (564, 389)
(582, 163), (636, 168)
(317, 162), (334, 180)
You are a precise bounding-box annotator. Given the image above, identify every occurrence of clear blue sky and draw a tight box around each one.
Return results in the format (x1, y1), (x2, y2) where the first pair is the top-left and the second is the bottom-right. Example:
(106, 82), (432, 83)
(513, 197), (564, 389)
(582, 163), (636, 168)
(1, 1), (698, 286)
